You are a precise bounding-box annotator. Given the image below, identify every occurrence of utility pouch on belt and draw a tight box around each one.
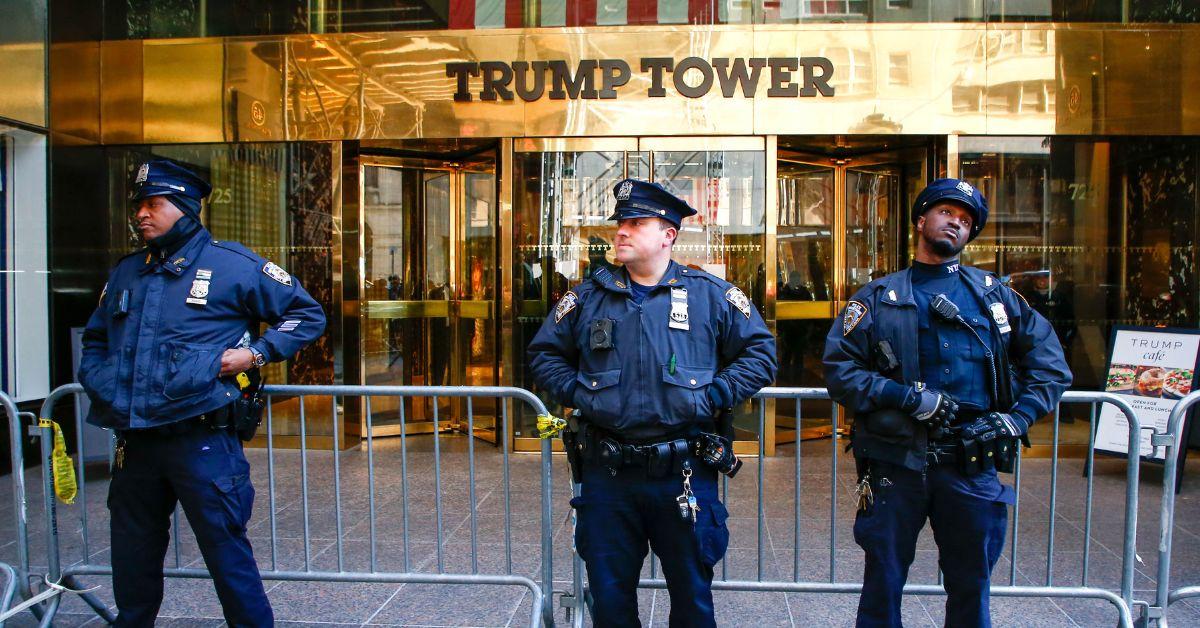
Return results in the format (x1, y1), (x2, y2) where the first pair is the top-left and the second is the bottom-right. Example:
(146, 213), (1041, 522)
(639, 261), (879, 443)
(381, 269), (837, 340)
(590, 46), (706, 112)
(231, 370), (266, 441)
(957, 422), (997, 475)
(994, 436), (1017, 473)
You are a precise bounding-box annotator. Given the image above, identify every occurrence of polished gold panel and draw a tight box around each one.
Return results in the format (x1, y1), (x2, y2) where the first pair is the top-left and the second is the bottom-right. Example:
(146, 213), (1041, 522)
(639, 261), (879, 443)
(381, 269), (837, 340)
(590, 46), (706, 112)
(49, 41), (100, 144)
(142, 40), (225, 143)
(100, 40), (144, 144)
(59, 24), (1200, 143)
(0, 41), (45, 128)
(776, 300), (834, 319)
(365, 299), (451, 318)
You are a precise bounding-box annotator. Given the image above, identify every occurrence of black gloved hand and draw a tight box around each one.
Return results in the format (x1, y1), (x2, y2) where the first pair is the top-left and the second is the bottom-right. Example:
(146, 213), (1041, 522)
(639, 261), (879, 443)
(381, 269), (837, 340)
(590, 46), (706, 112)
(694, 432), (742, 478)
(964, 412), (1024, 440)
(910, 386), (959, 426)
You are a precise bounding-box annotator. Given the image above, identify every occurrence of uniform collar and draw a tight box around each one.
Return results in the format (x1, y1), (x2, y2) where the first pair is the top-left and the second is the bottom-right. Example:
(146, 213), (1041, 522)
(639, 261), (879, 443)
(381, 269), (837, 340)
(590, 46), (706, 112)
(592, 261), (687, 295)
(879, 268), (917, 307)
(139, 228), (210, 276)
(958, 265), (1004, 299)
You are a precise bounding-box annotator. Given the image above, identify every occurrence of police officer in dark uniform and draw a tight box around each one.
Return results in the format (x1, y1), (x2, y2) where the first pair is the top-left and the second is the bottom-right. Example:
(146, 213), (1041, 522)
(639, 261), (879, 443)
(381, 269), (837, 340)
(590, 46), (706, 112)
(823, 178), (1071, 628)
(78, 160), (327, 627)
(528, 179), (777, 627)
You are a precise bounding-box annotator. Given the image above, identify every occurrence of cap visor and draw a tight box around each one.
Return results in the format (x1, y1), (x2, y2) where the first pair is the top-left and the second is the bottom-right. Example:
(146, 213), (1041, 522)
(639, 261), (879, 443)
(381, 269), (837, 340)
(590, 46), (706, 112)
(607, 208), (666, 222)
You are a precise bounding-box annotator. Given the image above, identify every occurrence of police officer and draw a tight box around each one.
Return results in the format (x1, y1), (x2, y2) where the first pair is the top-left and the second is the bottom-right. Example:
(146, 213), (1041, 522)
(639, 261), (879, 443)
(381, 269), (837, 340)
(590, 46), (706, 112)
(528, 179), (777, 626)
(77, 160), (326, 627)
(823, 178), (1072, 627)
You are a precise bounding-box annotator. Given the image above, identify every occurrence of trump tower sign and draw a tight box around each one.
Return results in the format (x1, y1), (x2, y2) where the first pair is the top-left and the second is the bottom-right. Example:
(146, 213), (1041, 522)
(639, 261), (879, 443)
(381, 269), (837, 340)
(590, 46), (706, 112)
(446, 57), (836, 102)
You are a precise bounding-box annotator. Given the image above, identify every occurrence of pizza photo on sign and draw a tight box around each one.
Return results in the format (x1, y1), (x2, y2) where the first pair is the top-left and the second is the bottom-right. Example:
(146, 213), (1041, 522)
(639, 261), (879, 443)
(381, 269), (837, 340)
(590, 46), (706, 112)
(1106, 364), (1137, 392)
(1163, 368), (1194, 400)
(1136, 366), (1168, 398)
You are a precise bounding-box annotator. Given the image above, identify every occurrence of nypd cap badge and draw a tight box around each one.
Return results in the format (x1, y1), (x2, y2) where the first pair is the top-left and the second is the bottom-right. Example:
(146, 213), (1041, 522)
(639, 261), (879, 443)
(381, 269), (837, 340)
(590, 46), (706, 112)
(263, 261), (292, 286)
(616, 180), (633, 201)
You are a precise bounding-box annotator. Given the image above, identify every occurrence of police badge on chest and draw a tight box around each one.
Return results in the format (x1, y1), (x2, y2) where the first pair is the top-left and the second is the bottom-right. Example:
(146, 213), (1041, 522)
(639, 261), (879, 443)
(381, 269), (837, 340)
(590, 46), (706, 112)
(187, 268), (212, 305)
(669, 287), (690, 330)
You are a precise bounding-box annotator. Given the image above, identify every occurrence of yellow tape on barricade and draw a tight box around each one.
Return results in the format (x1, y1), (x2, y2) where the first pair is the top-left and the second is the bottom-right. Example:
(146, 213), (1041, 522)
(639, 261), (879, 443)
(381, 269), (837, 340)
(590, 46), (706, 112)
(536, 414), (567, 439)
(38, 418), (77, 505)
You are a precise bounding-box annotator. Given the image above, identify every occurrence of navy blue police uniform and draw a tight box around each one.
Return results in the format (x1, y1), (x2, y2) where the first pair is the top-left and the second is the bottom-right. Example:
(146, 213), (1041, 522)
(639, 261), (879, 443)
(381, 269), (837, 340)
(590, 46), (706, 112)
(528, 179), (777, 627)
(78, 160), (326, 627)
(823, 179), (1072, 628)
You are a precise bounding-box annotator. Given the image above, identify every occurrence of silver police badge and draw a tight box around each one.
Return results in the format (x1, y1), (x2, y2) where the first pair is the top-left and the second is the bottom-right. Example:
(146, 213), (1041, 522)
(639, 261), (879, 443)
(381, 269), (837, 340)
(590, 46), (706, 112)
(186, 278), (209, 305)
(843, 301), (867, 336)
(189, 279), (209, 298)
(135, 163), (149, 183)
(616, 180), (633, 201)
(554, 291), (578, 323)
(263, 261), (292, 286)
(990, 302), (1011, 334)
(725, 287), (752, 319)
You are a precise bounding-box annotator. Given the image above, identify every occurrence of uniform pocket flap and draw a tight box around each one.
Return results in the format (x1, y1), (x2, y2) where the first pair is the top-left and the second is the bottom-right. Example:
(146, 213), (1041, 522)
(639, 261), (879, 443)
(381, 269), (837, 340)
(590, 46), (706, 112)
(577, 369), (621, 391)
(661, 365), (713, 389)
(213, 473), (248, 494)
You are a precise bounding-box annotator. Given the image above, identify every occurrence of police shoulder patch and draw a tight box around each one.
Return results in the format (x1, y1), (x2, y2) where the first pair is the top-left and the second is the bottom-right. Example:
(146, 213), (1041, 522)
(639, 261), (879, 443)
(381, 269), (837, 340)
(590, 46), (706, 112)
(263, 261), (292, 286)
(725, 287), (752, 319)
(554, 291), (579, 323)
(843, 300), (868, 336)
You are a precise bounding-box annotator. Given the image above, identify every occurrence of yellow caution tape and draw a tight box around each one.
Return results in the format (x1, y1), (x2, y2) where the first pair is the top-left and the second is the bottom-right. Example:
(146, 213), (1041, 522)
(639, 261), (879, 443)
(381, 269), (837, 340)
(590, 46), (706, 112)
(536, 414), (567, 439)
(39, 418), (77, 505)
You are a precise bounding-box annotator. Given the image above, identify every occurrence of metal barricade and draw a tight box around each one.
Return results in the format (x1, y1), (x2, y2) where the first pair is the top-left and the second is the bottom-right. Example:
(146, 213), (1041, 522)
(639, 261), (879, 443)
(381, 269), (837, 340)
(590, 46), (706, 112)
(566, 388), (1144, 627)
(33, 383), (555, 628)
(1150, 389), (1200, 627)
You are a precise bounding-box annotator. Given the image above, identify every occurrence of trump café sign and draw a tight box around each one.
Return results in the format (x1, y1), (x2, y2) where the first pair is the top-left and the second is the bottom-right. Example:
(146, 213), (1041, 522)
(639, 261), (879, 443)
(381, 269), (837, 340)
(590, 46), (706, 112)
(445, 57), (836, 102)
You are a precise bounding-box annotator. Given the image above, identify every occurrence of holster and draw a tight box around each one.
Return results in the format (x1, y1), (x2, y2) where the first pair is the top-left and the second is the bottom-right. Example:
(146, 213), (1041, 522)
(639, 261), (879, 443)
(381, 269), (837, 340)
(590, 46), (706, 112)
(230, 370), (266, 441)
(562, 413), (585, 484)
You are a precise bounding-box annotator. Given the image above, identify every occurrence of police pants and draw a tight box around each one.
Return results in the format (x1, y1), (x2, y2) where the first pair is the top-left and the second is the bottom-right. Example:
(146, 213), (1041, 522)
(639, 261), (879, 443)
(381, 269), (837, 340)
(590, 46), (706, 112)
(107, 425), (272, 628)
(572, 456), (730, 627)
(853, 460), (1009, 628)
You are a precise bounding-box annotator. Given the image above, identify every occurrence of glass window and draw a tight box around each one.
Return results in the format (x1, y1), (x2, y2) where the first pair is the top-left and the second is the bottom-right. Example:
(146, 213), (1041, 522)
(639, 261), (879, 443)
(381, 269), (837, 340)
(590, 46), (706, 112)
(959, 136), (1200, 445)
(84, 0), (1200, 37)
(888, 53), (910, 86)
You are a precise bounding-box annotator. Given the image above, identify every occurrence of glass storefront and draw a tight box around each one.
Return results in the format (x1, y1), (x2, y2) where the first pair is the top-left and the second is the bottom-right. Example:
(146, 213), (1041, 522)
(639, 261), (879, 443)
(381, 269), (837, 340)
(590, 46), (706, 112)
(959, 136), (1200, 447)
(71, 134), (1200, 453)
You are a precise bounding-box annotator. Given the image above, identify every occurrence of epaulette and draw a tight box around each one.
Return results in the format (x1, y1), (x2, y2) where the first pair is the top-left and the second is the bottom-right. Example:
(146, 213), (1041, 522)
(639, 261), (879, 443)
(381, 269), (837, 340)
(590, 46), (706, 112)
(678, 265), (730, 289)
(210, 239), (263, 263)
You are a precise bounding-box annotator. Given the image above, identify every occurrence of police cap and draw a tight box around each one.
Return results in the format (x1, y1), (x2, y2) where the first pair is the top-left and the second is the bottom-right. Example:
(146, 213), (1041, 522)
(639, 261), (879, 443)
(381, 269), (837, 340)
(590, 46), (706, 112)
(911, 178), (989, 241)
(130, 160), (213, 204)
(606, 178), (698, 228)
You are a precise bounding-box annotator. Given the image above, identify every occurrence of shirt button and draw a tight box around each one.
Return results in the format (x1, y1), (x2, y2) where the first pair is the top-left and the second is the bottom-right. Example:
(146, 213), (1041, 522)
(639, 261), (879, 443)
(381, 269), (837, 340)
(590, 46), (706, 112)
(943, 368), (951, 374)
(690, 379), (697, 385)
(592, 381), (598, 387)
(943, 342), (950, 348)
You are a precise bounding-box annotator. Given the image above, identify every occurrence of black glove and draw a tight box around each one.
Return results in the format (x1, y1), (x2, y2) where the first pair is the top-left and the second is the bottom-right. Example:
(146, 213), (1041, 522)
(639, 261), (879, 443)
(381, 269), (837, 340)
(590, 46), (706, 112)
(964, 412), (1024, 440)
(694, 432), (742, 478)
(909, 385), (958, 436)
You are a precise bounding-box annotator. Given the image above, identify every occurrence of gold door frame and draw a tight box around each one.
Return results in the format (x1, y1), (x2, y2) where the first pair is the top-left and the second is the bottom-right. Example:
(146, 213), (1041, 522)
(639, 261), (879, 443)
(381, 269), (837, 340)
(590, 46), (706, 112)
(359, 155), (499, 439)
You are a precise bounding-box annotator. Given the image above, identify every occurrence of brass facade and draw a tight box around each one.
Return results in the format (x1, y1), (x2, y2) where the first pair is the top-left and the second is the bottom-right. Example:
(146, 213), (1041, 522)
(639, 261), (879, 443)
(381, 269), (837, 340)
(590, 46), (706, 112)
(48, 23), (1200, 145)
